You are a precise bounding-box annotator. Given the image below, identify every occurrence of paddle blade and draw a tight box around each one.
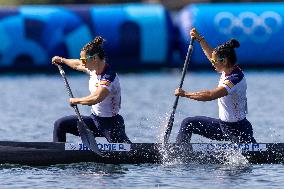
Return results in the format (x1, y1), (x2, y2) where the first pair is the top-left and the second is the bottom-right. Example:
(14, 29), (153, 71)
(77, 121), (102, 155)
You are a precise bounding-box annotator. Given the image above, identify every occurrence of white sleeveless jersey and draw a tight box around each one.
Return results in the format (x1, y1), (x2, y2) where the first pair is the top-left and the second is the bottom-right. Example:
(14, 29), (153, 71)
(218, 67), (248, 122)
(87, 65), (121, 117)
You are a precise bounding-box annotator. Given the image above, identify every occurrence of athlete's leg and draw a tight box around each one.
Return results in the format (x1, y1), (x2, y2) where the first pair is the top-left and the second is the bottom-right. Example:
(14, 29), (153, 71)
(91, 114), (132, 143)
(176, 116), (225, 144)
(53, 115), (101, 142)
(109, 114), (132, 143)
(240, 119), (257, 143)
(220, 118), (257, 143)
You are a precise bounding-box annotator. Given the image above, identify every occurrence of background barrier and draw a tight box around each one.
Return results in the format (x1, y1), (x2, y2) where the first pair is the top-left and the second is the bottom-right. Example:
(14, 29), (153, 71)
(176, 2), (284, 68)
(0, 4), (175, 71)
(0, 2), (283, 71)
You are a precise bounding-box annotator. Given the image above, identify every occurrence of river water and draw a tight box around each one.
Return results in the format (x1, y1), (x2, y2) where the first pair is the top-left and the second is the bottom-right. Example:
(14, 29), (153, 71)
(0, 69), (283, 189)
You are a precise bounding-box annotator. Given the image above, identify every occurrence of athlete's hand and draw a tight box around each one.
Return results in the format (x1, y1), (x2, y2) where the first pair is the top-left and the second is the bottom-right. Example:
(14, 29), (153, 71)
(175, 88), (186, 97)
(189, 28), (203, 41)
(69, 98), (79, 106)
(52, 56), (64, 64)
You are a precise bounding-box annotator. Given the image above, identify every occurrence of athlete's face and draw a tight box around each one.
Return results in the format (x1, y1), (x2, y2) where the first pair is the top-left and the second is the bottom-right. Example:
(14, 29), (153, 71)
(211, 51), (225, 73)
(80, 51), (95, 67)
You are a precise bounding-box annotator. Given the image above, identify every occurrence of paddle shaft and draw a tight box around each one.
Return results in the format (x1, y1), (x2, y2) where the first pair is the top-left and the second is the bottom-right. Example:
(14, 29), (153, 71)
(164, 38), (195, 144)
(56, 64), (84, 122)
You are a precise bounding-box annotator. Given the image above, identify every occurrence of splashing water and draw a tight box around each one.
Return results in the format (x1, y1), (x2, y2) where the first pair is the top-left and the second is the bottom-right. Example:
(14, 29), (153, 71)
(156, 113), (170, 143)
(158, 142), (250, 166)
(222, 148), (249, 166)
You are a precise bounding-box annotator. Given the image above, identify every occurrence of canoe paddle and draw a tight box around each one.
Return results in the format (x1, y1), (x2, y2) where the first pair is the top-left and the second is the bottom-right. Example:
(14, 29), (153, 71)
(55, 64), (101, 155)
(163, 37), (195, 144)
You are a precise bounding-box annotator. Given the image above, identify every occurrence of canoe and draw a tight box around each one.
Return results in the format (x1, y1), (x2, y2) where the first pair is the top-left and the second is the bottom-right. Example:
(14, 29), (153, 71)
(0, 141), (283, 166)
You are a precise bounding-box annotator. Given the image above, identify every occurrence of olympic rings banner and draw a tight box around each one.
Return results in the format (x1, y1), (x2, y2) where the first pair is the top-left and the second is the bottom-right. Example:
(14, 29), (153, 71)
(0, 3), (284, 71)
(0, 4), (174, 71)
(177, 3), (284, 67)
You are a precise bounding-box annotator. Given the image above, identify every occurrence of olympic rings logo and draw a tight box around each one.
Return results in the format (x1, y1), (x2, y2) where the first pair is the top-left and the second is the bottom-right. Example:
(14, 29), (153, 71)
(214, 11), (282, 43)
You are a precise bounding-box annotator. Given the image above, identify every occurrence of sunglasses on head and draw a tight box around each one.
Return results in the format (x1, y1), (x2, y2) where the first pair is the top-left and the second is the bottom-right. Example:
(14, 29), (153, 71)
(80, 55), (96, 64)
(210, 57), (224, 65)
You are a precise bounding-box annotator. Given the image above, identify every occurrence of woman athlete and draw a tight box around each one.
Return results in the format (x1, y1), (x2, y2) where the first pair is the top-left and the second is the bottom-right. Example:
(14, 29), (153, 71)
(52, 36), (131, 143)
(175, 28), (256, 144)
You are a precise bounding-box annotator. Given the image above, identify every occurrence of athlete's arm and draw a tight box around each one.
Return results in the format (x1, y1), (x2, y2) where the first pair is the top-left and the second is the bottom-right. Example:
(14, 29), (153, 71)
(69, 87), (110, 106)
(175, 86), (228, 101)
(52, 56), (88, 72)
(190, 28), (214, 61)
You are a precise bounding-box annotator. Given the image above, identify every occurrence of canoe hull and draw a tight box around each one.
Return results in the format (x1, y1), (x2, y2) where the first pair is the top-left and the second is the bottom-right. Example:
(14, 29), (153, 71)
(0, 141), (284, 166)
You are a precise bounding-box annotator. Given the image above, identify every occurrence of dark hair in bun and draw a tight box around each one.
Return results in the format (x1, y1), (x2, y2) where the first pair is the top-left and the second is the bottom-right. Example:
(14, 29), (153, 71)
(214, 38), (240, 66)
(226, 39), (240, 49)
(81, 36), (106, 59)
(94, 36), (104, 46)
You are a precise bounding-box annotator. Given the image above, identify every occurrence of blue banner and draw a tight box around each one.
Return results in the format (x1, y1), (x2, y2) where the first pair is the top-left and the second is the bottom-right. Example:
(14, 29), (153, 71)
(0, 4), (174, 70)
(176, 3), (284, 67)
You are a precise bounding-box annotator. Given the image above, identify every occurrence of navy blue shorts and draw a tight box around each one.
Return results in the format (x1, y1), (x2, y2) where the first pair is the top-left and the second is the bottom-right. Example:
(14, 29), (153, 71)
(176, 116), (256, 144)
(53, 114), (132, 143)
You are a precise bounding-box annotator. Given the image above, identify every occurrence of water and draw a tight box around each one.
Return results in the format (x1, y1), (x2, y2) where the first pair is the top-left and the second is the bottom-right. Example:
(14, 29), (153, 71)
(0, 70), (284, 189)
